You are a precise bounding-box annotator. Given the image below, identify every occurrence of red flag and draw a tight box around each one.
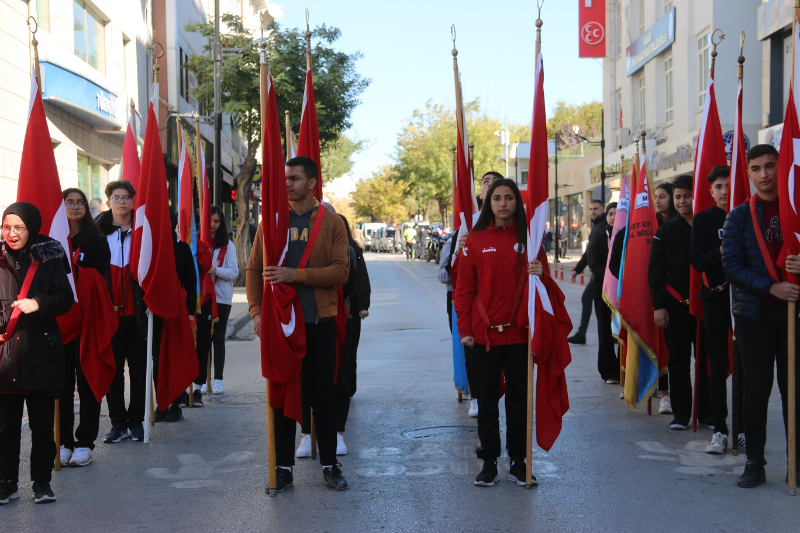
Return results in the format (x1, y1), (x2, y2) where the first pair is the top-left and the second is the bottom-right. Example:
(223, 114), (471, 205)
(296, 68), (322, 201)
(120, 114), (141, 189)
(261, 70), (307, 423)
(524, 53), (572, 452)
(197, 143), (217, 317)
(452, 62), (479, 255)
(177, 135), (195, 246)
(75, 267), (118, 402)
(130, 95), (198, 410)
(690, 73), (727, 317)
(578, 0), (606, 58)
(17, 70), (80, 342)
(729, 76), (750, 214)
(778, 24), (800, 285)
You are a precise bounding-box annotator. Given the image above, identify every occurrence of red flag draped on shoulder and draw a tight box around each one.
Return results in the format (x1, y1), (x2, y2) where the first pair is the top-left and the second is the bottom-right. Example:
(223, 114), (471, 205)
(17, 70), (80, 343)
(691, 73), (727, 317)
(452, 57), (479, 256)
(130, 95), (198, 411)
(120, 114), (141, 189)
(261, 69), (307, 423)
(296, 66), (322, 201)
(778, 23), (800, 284)
(523, 53), (572, 452)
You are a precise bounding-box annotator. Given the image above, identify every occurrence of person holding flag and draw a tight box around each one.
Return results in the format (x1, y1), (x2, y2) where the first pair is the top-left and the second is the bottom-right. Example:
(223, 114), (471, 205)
(723, 144), (800, 488)
(690, 165), (745, 454)
(649, 175), (710, 430)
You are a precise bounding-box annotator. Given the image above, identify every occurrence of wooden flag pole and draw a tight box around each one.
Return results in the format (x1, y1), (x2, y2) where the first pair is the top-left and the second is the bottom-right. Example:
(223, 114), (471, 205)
(195, 115), (213, 394)
(788, 0), (799, 497)
(258, 33), (278, 497)
(176, 118), (194, 409)
(451, 27), (465, 403)
(284, 110), (291, 157)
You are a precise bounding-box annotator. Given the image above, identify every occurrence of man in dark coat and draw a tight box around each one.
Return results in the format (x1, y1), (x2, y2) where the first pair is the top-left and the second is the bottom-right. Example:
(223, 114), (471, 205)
(586, 201), (618, 382)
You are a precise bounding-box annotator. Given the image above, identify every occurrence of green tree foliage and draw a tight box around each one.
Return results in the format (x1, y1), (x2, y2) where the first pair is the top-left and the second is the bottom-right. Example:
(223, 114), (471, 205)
(351, 167), (410, 223)
(546, 100), (602, 148)
(321, 136), (365, 183)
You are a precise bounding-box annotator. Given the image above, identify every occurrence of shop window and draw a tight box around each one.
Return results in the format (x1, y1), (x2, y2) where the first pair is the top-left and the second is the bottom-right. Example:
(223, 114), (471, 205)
(74, 0), (106, 73)
(77, 155), (109, 201)
(698, 33), (711, 108)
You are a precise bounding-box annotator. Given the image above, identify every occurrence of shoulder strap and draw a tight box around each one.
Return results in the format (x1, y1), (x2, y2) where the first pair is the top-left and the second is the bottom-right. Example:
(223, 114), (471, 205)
(749, 195), (781, 282)
(0, 262), (40, 343)
(217, 245), (227, 268)
(297, 204), (326, 270)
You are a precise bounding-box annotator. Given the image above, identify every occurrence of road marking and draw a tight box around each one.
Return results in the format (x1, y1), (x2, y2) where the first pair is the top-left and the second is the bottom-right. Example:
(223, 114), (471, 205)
(147, 451), (261, 488)
(636, 440), (745, 475)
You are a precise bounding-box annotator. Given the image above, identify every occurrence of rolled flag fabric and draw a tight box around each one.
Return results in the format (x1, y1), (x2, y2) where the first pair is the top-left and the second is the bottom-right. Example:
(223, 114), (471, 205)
(296, 67), (322, 201)
(119, 114), (140, 189)
(778, 23), (800, 285)
(602, 174), (629, 317)
(177, 133), (201, 305)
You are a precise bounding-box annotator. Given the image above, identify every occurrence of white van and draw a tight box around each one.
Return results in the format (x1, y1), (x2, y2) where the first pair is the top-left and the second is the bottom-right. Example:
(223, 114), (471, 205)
(361, 222), (387, 251)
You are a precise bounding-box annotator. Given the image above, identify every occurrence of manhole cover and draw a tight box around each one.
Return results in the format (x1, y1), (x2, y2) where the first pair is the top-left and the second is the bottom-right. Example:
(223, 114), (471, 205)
(401, 426), (476, 439)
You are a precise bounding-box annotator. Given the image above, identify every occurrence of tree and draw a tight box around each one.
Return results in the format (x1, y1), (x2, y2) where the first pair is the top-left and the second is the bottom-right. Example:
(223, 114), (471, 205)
(546, 100), (602, 149)
(321, 136), (365, 183)
(185, 15), (368, 283)
(351, 167), (410, 223)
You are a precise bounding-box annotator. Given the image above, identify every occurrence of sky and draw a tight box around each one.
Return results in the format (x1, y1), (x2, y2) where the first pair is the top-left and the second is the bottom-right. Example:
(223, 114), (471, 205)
(276, 0), (604, 196)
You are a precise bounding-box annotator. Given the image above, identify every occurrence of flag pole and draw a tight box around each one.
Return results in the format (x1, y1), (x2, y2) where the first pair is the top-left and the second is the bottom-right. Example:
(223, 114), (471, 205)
(624, 138), (642, 407)
(451, 143), (462, 403)
(788, 0), (799, 497)
(195, 114), (213, 394)
(619, 154), (626, 390)
(177, 118), (194, 408)
(259, 33), (278, 497)
(130, 100), (137, 143)
(284, 110), (291, 157)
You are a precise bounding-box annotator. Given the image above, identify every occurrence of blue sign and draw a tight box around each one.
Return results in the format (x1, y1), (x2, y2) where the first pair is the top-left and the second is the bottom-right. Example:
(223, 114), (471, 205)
(626, 8), (675, 76)
(39, 61), (120, 125)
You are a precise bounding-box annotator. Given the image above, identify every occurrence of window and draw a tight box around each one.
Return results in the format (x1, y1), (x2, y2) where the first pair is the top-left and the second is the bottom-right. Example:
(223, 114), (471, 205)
(698, 33), (711, 107)
(638, 75), (646, 128)
(521, 170), (528, 185)
(638, 0), (645, 36)
(615, 1), (621, 56)
(77, 155), (109, 201)
(36, 0), (50, 33)
(665, 57), (674, 122)
(73, 1), (105, 73)
(665, 0), (673, 14)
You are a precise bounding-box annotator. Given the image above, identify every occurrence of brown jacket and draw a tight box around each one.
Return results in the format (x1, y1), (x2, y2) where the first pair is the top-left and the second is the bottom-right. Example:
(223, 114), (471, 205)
(246, 203), (350, 319)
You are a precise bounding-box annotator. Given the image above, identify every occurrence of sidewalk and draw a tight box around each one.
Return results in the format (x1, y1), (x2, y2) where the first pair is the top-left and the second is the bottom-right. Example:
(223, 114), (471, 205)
(226, 286), (254, 341)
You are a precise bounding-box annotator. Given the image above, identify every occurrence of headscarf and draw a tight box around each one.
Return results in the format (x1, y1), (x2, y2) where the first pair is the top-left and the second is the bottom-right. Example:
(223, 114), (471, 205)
(3, 202), (42, 237)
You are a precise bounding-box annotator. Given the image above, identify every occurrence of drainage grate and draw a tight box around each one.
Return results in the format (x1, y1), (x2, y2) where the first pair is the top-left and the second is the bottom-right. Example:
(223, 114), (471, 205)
(401, 426), (477, 439)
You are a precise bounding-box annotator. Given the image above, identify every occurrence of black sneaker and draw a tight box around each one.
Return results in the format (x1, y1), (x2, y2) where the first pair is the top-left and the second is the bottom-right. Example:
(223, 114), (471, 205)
(509, 460), (538, 487)
(474, 460), (499, 487)
(32, 481), (56, 503)
(669, 418), (689, 430)
(103, 424), (130, 443)
(178, 391), (190, 407)
(166, 404), (184, 422)
(698, 417), (715, 430)
(267, 467), (293, 493)
(154, 409), (167, 423)
(567, 333), (586, 345)
(0, 481), (19, 505)
(323, 465), (348, 491)
(192, 390), (204, 407)
(737, 461), (766, 488)
(129, 422), (144, 442)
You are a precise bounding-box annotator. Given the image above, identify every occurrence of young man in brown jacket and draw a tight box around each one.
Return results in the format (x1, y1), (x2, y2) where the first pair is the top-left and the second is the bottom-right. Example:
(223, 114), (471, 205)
(246, 156), (350, 492)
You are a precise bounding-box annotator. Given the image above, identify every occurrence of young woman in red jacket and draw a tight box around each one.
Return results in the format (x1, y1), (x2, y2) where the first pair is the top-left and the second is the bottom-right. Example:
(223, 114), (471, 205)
(454, 179), (543, 488)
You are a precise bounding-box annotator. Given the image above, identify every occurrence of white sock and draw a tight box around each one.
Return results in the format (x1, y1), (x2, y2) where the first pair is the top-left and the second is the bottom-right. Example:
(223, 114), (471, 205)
(279, 466), (292, 472)
(194, 384), (201, 392)
(322, 465), (334, 471)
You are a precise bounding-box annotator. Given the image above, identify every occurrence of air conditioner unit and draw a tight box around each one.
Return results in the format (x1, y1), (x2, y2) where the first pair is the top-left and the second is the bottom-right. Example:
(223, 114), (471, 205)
(617, 128), (630, 148)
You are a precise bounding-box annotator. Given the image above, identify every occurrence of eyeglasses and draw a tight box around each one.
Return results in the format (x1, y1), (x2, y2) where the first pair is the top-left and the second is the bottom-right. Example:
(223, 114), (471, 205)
(110, 195), (132, 204)
(1, 225), (27, 236)
(65, 200), (86, 208)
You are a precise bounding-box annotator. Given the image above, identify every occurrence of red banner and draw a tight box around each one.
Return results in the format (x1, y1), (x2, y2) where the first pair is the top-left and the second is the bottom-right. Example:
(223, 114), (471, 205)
(578, 0), (606, 58)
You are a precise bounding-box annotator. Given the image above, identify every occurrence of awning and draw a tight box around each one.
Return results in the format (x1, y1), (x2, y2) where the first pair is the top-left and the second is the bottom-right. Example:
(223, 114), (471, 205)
(44, 96), (122, 131)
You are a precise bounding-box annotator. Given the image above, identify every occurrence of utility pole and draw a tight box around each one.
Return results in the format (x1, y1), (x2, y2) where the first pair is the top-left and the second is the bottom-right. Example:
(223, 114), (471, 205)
(213, 0), (221, 207)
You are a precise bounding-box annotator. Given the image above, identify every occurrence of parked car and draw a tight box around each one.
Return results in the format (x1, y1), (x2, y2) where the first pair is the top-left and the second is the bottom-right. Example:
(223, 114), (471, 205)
(378, 227), (401, 254)
(362, 222), (387, 251)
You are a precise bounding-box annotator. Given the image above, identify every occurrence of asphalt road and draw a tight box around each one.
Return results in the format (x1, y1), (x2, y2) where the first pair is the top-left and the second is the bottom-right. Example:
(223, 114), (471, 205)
(3, 252), (797, 532)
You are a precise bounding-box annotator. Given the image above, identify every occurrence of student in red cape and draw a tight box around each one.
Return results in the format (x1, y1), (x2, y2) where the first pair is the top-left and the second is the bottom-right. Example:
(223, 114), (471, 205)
(454, 178), (543, 488)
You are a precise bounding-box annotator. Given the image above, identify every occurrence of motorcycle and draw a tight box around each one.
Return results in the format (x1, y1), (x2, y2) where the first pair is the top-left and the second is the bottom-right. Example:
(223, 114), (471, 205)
(427, 230), (449, 264)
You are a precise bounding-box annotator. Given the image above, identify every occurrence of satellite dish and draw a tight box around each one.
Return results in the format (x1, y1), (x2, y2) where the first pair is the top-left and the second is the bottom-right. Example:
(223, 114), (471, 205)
(592, 185), (612, 204)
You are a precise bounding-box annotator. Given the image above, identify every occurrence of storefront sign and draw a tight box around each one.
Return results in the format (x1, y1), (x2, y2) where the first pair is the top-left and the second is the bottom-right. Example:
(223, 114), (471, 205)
(650, 142), (694, 177)
(626, 7), (675, 76)
(40, 61), (121, 126)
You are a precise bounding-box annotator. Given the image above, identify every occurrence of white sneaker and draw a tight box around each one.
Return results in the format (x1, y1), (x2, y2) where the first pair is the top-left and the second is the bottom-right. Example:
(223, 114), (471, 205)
(69, 447), (93, 467)
(658, 395), (672, 415)
(737, 433), (746, 453)
(212, 379), (224, 394)
(336, 433), (348, 456)
(296, 434), (312, 458)
(705, 432), (728, 454)
(59, 445), (72, 467)
(200, 383), (207, 394)
(468, 399), (478, 418)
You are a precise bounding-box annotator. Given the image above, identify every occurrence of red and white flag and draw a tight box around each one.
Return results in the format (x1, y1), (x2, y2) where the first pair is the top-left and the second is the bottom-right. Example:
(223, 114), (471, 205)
(197, 142), (217, 318)
(296, 65), (322, 201)
(261, 70), (307, 424)
(17, 70), (80, 341)
(130, 87), (198, 410)
(729, 74), (750, 214)
(524, 53), (572, 452)
(691, 73), (728, 317)
(119, 114), (140, 189)
(452, 68), (478, 256)
(778, 24), (800, 285)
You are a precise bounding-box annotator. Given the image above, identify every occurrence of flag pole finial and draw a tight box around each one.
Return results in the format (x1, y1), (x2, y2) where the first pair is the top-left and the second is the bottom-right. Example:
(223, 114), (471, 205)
(451, 25), (459, 69)
(259, 37), (267, 65)
(535, 0), (544, 51)
(738, 31), (746, 80)
(710, 29), (725, 74)
(148, 41), (164, 83)
(639, 131), (648, 157)
(27, 16), (42, 84)
(305, 9), (312, 70)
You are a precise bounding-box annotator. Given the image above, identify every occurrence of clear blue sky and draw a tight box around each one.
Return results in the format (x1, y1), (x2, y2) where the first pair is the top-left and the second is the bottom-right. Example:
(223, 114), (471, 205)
(277, 0), (603, 187)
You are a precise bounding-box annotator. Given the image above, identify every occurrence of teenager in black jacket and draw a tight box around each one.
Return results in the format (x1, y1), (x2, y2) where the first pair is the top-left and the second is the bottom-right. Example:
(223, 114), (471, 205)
(0, 202), (73, 504)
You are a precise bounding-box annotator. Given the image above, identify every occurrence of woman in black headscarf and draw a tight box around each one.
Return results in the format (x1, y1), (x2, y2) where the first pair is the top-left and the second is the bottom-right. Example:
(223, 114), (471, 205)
(0, 202), (73, 505)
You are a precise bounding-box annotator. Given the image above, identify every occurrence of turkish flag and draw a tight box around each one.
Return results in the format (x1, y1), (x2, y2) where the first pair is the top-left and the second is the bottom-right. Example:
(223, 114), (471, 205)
(729, 78), (750, 214)
(17, 70), (80, 343)
(578, 0), (606, 58)
(296, 68), (322, 201)
(261, 70), (307, 423)
(452, 63), (479, 256)
(130, 94), (198, 410)
(75, 267), (118, 402)
(197, 143), (217, 317)
(120, 115), (140, 189)
(778, 25), (800, 285)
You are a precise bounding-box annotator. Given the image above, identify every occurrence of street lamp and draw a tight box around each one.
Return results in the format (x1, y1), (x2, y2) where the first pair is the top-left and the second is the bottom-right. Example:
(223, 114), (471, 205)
(572, 109), (608, 204)
(552, 133), (569, 263)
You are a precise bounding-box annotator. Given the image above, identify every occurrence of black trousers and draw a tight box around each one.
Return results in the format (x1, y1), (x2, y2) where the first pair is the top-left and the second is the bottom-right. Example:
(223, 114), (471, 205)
(276, 320), (338, 467)
(664, 301), (709, 422)
(475, 343), (528, 462)
(447, 290), (453, 333)
(0, 393), (55, 484)
(211, 303), (232, 380)
(594, 294), (618, 381)
(334, 316), (363, 433)
(737, 303), (800, 465)
(703, 298), (744, 436)
(60, 337), (101, 450)
(107, 320), (146, 426)
(195, 301), (212, 386)
(577, 280), (594, 336)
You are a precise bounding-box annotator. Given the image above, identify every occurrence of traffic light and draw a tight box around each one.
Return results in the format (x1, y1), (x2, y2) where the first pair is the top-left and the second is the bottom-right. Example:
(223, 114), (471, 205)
(231, 189), (237, 201)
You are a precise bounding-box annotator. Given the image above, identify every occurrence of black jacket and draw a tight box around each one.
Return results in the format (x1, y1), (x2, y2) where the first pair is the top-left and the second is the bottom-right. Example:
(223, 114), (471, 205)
(690, 206), (727, 300)
(71, 229), (111, 278)
(649, 215), (692, 310)
(174, 239), (197, 316)
(0, 238), (74, 393)
(574, 214), (606, 277)
(350, 246), (371, 314)
(608, 226), (625, 279)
